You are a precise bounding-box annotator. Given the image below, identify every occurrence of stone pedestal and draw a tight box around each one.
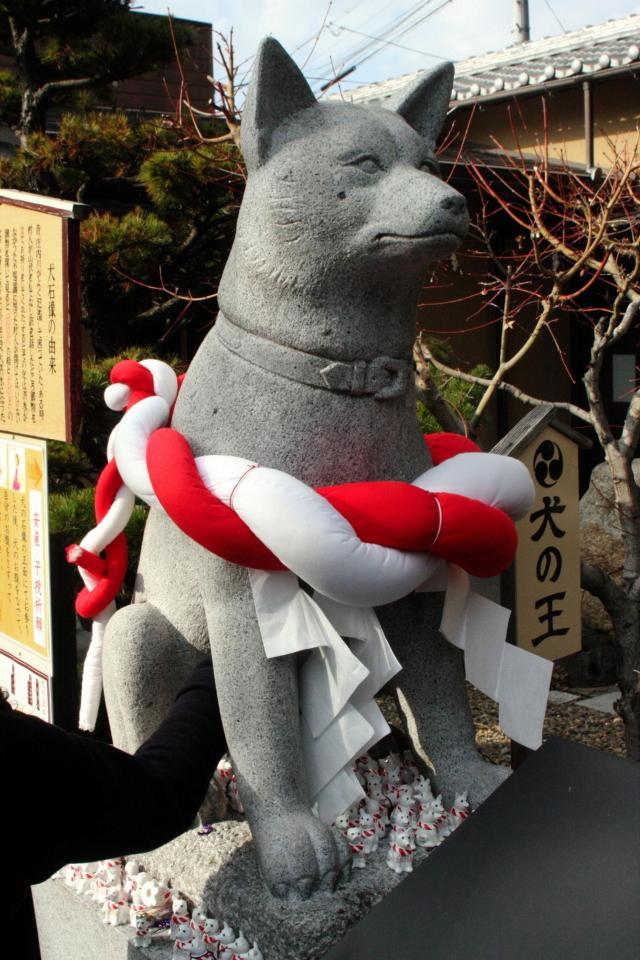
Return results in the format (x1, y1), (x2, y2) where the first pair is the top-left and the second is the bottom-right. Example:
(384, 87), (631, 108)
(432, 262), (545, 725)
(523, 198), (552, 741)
(33, 819), (434, 960)
(32, 879), (169, 960)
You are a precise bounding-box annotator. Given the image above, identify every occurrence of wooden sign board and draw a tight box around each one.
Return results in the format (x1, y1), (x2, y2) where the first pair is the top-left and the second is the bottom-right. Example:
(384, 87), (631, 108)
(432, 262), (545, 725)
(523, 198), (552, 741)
(495, 406), (586, 661)
(0, 190), (86, 442)
(514, 424), (581, 659)
(0, 431), (52, 719)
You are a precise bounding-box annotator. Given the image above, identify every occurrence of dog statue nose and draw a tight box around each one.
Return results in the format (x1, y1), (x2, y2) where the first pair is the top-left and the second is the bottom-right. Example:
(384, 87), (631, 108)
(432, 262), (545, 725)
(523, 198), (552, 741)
(440, 193), (467, 214)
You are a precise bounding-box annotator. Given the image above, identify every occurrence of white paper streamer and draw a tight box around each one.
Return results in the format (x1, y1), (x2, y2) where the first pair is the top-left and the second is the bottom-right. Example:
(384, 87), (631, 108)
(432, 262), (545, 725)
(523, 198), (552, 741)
(463, 597), (510, 700)
(432, 565), (553, 755)
(498, 643), (553, 750)
(248, 571), (400, 822)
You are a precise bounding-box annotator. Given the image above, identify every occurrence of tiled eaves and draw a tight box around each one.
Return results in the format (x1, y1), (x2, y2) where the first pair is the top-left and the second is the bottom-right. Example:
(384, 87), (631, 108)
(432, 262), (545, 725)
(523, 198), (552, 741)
(338, 14), (640, 107)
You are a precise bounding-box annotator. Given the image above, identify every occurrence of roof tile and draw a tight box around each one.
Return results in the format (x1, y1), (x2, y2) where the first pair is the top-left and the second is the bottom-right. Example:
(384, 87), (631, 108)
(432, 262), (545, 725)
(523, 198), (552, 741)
(338, 14), (640, 105)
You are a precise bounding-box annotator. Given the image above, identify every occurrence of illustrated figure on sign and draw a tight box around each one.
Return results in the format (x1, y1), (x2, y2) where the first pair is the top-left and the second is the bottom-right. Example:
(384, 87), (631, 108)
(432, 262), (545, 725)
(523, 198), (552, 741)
(12, 452), (21, 491)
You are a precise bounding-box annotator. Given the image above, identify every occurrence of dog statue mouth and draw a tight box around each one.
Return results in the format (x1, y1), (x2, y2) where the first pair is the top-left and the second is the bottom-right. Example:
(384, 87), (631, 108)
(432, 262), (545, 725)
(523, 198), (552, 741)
(374, 229), (466, 244)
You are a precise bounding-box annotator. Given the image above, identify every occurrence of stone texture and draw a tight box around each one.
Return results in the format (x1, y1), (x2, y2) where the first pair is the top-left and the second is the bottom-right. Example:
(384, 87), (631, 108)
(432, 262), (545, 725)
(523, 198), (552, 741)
(32, 829), (439, 960)
(32, 879), (161, 960)
(575, 690), (618, 714)
(579, 461), (638, 634)
(547, 690), (579, 704)
(139, 821), (437, 960)
(101, 34), (502, 914)
(580, 459), (640, 533)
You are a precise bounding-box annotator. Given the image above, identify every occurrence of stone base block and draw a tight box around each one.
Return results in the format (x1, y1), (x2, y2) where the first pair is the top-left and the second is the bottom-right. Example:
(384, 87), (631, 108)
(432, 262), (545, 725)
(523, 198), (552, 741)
(32, 879), (171, 959)
(33, 819), (435, 960)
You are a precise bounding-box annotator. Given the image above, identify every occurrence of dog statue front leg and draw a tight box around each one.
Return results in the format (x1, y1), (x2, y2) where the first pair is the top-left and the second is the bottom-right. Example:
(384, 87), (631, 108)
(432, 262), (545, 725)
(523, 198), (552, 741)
(203, 566), (350, 900)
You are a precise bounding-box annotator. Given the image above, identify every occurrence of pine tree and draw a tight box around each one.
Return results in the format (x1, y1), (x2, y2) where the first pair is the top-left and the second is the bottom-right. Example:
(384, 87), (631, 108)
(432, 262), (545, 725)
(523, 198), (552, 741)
(0, 109), (243, 354)
(0, 1), (183, 145)
(0, 3), (244, 355)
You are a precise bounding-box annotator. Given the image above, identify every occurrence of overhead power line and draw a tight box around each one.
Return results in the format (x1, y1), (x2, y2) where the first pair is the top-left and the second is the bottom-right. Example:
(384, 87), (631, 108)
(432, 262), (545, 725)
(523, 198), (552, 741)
(310, 0), (444, 77)
(542, 0), (567, 33)
(318, 0), (452, 83)
(327, 22), (447, 61)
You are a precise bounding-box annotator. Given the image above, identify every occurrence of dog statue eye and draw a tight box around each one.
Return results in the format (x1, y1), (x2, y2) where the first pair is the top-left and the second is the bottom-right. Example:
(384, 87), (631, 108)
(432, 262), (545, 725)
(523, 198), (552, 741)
(354, 155), (383, 174)
(420, 159), (441, 177)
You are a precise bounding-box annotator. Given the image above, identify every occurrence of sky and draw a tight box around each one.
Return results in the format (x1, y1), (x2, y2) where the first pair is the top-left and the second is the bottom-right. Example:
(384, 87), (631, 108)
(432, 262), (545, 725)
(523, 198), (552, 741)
(133, 0), (640, 97)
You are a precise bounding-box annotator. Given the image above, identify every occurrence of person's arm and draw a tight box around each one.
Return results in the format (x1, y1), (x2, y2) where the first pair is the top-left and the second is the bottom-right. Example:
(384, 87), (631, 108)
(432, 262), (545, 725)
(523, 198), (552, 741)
(1, 658), (226, 885)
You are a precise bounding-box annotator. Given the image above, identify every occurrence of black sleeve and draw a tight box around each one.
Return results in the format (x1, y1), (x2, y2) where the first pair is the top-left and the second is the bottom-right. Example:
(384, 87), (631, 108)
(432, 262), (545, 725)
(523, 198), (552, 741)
(1, 657), (226, 887)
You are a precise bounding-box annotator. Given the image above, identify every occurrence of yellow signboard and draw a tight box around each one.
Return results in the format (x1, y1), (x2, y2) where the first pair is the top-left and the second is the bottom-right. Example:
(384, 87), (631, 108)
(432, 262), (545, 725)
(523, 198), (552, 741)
(514, 424), (581, 660)
(0, 191), (84, 442)
(0, 432), (51, 681)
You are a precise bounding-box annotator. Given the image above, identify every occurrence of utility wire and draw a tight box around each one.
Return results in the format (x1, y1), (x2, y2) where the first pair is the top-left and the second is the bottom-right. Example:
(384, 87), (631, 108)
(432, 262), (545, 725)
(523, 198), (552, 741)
(542, 0), (567, 33)
(349, 0), (452, 70)
(331, 21), (447, 61)
(310, 0), (441, 76)
(314, 0), (452, 96)
(234, 0), (411, 102)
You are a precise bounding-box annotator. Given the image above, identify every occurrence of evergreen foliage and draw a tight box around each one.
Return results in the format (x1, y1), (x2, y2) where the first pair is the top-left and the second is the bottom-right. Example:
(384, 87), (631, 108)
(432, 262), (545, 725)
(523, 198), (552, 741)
(416, 338), (492, 434)
(0, 2), (244, 355)
(0, 1), (185, 141)
(0, 109), (243, 355)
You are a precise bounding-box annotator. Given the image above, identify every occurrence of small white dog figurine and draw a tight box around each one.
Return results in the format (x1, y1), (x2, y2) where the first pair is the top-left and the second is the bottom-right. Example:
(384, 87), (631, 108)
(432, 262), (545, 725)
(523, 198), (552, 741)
(172, 923), (194, 959)
(102, 897), (131, 926)
(171, 896), (190, 939)
(191, 903), (208, 934)
(93, 860), (123, 904)
(387, 827), (415, 874)
(413, 775), (434, 803)
(214, 922), (236, 959)
(131, 913), (153, 949)
(75, 862), (99, 896)
(346, 827), (366, 869)
(447, 790), (471, 833)
(415, 801), (441, 849)
(224, 930), (250, 958)
(334, 811), (350, 836)
(123, 860), (141, 898)
(187, 929), (211, 959)
(390, 804), (413, 833)
(202, 917), (221, 951)
(401, 750), (420, 785)
(359, 811), (378, 854)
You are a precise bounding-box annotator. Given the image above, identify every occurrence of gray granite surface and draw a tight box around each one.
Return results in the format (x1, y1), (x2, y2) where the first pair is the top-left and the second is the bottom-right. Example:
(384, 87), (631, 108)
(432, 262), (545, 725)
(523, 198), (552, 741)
(101, 36), (504, 911)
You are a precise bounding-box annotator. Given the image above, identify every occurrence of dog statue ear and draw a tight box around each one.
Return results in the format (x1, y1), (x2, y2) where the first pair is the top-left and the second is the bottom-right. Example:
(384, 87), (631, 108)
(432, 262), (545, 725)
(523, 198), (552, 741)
(386, 62), (454, 150)
(242, 37), (318, 170)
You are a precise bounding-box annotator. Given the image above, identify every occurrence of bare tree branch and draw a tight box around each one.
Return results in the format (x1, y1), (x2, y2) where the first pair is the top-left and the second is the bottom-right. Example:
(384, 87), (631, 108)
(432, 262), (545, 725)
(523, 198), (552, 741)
(581, 561), (624, 613)
(620, 392), (640, 461)
(420, 340), (593, 424)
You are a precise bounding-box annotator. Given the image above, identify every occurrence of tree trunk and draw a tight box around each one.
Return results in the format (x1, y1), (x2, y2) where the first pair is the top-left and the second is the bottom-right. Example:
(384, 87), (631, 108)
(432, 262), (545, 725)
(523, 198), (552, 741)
(602, 448), (640, 759)
(610, 598), (640, 760)
(19, 88), (48, 145)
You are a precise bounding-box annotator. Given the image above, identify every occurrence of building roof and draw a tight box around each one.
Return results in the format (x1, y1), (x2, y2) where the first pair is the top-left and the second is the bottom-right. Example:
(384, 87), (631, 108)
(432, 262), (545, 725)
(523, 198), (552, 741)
(339, 14), (640, 106)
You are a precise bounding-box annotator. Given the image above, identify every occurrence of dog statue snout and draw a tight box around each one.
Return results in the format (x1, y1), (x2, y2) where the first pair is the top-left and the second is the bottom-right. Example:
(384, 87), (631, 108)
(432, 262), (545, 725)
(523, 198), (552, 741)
(440, 192), (467, 215)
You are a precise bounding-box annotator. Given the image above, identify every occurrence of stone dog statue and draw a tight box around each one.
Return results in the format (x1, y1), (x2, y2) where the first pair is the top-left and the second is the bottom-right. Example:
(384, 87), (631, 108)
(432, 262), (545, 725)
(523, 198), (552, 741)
(103, 38), (506, 900)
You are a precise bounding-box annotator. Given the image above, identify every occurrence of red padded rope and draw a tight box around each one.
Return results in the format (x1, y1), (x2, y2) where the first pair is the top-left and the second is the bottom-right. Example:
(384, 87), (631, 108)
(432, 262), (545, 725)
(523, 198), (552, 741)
(424, 433), (480, 464)
(146, 428), (517, 578)
(72, 459), (129, 618)
(70, 360), (515, 619)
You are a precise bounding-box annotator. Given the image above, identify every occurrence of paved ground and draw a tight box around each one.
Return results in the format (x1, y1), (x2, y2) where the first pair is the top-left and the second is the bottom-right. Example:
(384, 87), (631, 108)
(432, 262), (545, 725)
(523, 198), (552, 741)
(549, 687), (619, 714)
